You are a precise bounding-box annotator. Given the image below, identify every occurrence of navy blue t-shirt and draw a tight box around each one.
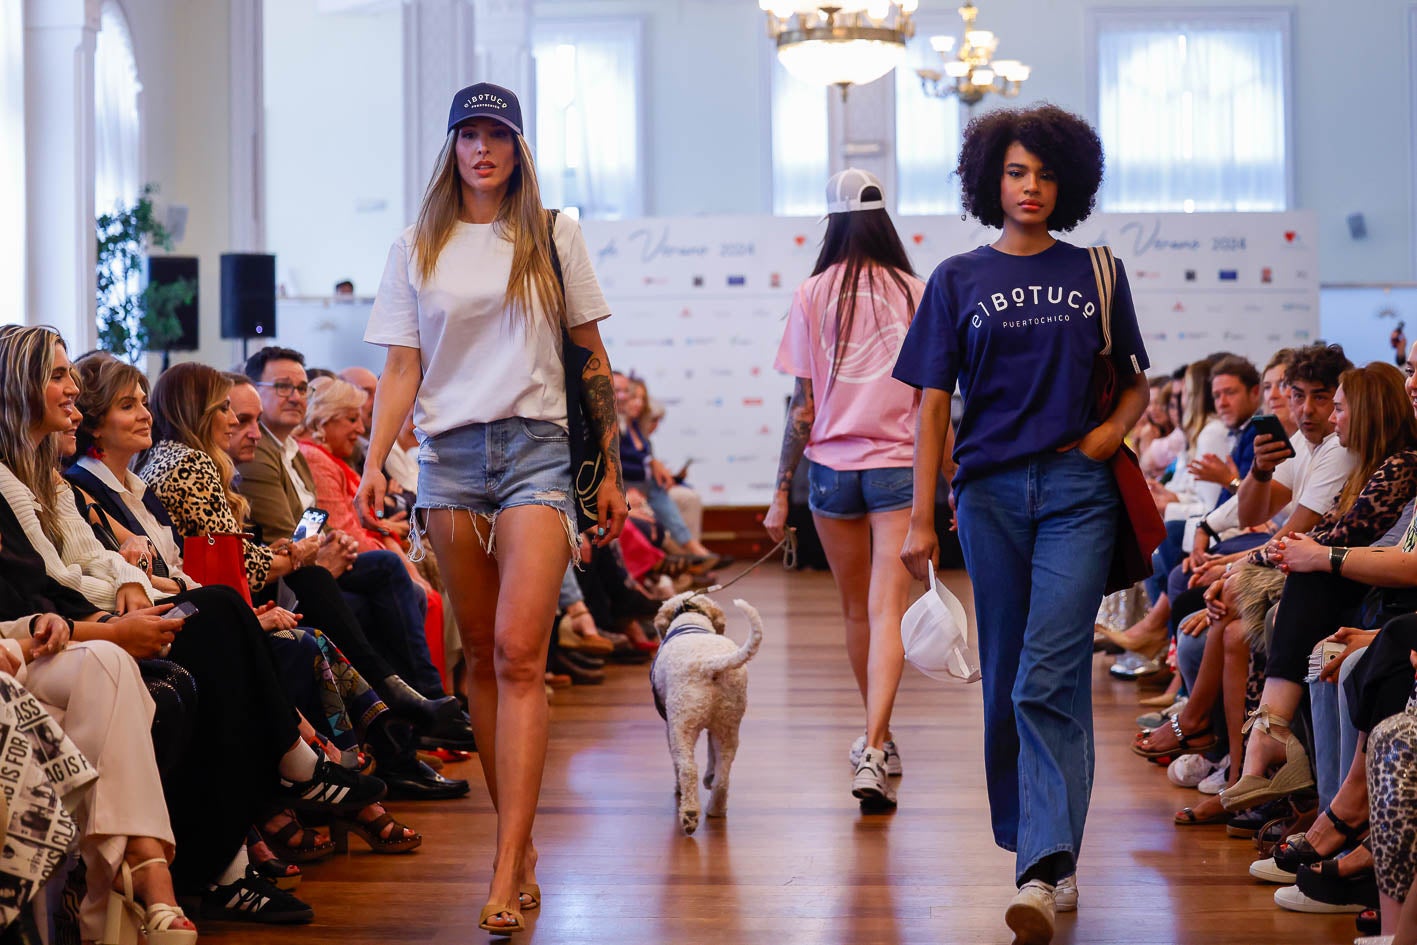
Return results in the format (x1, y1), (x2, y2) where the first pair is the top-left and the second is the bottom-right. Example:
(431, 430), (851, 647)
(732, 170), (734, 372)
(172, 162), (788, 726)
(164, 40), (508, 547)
(892, 240), (1150, 485)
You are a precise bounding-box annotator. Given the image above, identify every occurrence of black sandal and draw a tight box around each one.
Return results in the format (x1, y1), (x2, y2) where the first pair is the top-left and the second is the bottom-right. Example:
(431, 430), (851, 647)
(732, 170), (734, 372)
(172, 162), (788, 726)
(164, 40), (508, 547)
(1133, 715), (1217, 760)
(1274, 805), (1369, 873)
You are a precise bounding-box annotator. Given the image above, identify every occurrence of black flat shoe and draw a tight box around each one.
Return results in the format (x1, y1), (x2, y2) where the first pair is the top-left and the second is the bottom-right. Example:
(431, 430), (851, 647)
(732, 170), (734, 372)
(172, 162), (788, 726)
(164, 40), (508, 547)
(201, 868), (314, 924)
(277, 758), (386, 813)
(379, 758), (470, 801)
(548, 650), (605, 685)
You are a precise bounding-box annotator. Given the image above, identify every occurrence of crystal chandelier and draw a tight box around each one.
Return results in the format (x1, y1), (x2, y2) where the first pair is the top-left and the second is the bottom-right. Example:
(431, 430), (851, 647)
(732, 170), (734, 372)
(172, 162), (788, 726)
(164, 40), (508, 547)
(758, 1), (919, 96)
(917, 2), (1030, 105)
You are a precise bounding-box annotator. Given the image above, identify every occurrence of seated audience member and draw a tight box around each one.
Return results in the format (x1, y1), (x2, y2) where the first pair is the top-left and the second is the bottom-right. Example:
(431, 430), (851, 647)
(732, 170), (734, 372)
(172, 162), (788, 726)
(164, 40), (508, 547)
(239, 349), (463, 719)
(1136, 345), (1354, 804)
(1132, 376), (1176, 471)
(0, 326), (385, 917)
(336, 365), (378, 472)
(613, 372), (719, 564)
(334, 280), (355, 298)
(63, 353), (422, 859)
(1140, 371), (1186, 480)
(1222, 362), (1417, 814)
(139, 362), (467, 799)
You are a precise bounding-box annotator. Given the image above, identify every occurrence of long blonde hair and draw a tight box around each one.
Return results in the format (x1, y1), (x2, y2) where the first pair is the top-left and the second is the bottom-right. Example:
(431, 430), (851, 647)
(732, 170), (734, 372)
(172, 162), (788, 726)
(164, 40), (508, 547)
(146, 362), (249, 525)
(410, 132), (564, 329)
(1334, 362), (1417, 516)
(0, 325), (66, 542)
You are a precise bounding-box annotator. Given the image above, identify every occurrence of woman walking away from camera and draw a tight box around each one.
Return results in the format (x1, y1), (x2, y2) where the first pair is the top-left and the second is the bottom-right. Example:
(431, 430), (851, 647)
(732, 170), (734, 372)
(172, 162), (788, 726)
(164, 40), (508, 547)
(765, 168), (923, 812)
(358, 82), (627, 935)
(894, 105), (1150, 944)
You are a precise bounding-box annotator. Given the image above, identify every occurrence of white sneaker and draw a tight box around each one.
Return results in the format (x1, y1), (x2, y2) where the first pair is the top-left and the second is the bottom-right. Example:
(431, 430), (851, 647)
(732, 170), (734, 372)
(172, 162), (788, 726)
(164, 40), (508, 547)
(1197, 762), (1230, 796)
(1168, 752), (1227, 789)
(1053, 875), (1077, 913)
(851, 747), (897, 811)
(849, 735), (903, 776)
(1004, 880), (1056, 944)
(1248, 856), (1296, 884)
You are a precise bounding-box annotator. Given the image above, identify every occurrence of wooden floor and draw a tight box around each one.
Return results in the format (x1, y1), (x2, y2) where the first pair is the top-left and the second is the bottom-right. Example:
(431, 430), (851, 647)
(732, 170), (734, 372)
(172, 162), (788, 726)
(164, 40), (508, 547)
(217, 569), (1356, 945)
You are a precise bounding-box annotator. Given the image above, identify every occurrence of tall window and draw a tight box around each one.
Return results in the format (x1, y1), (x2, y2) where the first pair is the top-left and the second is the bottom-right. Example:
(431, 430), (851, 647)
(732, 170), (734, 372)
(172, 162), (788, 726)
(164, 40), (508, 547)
(1093, 10), (1290, 212)
(95, 0), (142, 216)
(1, 0), (24, 325)
(532, 20), (644, 220)
(770, 56), (829, 216)
(895, 34), (961, 215)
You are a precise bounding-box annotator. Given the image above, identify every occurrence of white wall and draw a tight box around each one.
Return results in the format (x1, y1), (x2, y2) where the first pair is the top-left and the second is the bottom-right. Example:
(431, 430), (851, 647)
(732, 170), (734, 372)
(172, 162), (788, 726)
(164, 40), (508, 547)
(262, 0), (404, 299)
(118, 0), (1417, 360)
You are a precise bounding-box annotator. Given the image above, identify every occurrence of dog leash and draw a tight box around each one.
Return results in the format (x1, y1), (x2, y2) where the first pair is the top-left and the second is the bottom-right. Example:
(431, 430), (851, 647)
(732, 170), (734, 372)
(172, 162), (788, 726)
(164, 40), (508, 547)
(702, 526), (798, 596)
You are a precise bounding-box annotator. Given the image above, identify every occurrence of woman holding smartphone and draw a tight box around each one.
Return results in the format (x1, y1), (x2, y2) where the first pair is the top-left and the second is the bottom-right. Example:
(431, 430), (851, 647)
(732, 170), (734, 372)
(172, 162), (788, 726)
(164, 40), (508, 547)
(894, 106), (1149, 944)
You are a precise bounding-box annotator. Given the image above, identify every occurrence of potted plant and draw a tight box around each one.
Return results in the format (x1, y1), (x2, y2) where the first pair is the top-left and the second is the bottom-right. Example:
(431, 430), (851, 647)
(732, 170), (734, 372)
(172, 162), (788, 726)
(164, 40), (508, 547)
(95, 183), (196, 363)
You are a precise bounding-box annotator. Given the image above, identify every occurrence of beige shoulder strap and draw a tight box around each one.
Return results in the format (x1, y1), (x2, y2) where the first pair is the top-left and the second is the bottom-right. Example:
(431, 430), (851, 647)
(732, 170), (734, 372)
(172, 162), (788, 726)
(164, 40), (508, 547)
(1087, 245), (1116, 357)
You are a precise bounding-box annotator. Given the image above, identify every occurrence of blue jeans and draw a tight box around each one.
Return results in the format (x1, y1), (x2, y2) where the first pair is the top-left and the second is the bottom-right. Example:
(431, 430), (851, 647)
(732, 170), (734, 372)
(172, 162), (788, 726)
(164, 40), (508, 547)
(955, 450), (1119, 885)
(626, 478), (692, 546)
(339, 549), (444, 699)
(1310, 645), (1365, 809)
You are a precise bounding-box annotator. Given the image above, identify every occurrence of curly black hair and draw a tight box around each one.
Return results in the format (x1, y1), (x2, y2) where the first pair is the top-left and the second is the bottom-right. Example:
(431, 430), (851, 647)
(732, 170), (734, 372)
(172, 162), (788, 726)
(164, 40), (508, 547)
(1286, 343), (1353, 392)
(956, 104), (1104, 232)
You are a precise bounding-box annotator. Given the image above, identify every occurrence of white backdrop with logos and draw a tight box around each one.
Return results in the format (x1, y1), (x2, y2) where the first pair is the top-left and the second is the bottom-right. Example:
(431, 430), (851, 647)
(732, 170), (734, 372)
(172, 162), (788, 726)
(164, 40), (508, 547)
(581, 211), (1319, 508)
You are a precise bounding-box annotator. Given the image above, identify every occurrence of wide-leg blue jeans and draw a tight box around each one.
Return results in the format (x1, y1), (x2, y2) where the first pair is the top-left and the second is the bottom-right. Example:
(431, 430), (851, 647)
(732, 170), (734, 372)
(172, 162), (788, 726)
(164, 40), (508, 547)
(955, 449), (1119, 885)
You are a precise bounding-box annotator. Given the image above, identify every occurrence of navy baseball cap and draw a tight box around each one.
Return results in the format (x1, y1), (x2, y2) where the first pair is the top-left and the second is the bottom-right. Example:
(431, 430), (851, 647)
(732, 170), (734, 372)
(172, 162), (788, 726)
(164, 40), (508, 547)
(446, 82), (523, 136)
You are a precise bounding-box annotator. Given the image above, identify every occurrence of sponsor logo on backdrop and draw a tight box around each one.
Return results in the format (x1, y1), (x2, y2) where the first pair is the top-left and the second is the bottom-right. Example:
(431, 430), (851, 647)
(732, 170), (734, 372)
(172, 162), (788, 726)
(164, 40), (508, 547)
(643, 276), (668, 286)
(1178, 331), (1211, 340)
(750, 366), (761, 376)
(742, 398), (764, 407)
(684, 337), (714, 346)
(1262, 267), (1273, 284)
(725, 455), (758, 464)
(1282, 231), (1308, 249)
(680, 307), (693, 318)
(627, 338), (674, 347)
(1135, 270), (1162, 280)
(793, 235), (807, 247)
(1243, 304), (1262, 313)
(710, 368), (734, 377)
(1294, 330), (1312, 339)
(748, 482), (775, 491)
(1219, 270), (1238, 281)
(693, 275), (704, 287)
(730, 336), (754, 346)
(1224, 331), (1246, 341)
(912, 233), (925, 245)
(1185, 269), (1197, 281)
(727, 275), (746, 287)
(626, 227), (709, 263)
(770, 273), (781, 288)
(1172, 302), (1185, 312)
(1115, 219), (1202, 255)
(1282, 303), (1313, 312)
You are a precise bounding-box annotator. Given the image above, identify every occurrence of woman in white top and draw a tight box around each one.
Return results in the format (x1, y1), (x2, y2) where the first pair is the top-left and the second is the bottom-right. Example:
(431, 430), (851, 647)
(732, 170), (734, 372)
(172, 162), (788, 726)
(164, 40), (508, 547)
(358, 82), (628, 934)
(765, 169), (924, 812)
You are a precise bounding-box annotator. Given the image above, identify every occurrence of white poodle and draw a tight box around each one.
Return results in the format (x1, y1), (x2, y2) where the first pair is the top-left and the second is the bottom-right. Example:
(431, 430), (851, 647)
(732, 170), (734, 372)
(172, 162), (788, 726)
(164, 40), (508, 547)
(650, 590), (763, 835)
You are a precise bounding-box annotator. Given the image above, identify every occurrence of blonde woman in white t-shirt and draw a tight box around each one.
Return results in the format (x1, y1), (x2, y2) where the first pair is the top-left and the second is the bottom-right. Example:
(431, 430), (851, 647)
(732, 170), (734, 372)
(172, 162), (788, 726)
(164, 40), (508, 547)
(765, 169), (924, 812)
(358, 82), (628, 936)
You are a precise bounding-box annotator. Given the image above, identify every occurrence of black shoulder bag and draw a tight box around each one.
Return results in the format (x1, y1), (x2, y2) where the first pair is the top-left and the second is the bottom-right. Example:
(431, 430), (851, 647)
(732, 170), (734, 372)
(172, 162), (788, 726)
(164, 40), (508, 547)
(547, 209), (606, 535)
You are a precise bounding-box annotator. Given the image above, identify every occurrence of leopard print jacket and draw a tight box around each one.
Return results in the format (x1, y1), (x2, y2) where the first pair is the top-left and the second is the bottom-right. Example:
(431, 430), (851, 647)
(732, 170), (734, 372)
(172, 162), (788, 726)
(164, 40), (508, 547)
(137, 440), (274, 592)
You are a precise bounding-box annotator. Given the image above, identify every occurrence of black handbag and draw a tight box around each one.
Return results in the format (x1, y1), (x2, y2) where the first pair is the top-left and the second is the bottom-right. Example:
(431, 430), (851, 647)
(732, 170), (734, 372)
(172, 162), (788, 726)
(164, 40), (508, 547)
(546, 210), (606, 535)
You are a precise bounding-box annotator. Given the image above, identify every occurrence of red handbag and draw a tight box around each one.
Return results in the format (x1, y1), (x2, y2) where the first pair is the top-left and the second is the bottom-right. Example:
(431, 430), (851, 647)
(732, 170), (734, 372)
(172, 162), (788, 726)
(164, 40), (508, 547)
(182, 532), (253, 604)
(1088, 246), (1167, 595)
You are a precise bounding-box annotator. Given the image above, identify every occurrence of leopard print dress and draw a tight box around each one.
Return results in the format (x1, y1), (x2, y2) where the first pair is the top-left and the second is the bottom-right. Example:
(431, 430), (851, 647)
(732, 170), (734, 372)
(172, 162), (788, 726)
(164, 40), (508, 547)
(1366, 682), (1417, 902)
(136, 440), (275, 592)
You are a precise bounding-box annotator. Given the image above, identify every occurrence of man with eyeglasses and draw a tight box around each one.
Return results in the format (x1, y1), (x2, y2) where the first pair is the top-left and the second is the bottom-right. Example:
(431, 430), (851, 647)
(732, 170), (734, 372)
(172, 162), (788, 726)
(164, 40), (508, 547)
(239, 347), (478, 766)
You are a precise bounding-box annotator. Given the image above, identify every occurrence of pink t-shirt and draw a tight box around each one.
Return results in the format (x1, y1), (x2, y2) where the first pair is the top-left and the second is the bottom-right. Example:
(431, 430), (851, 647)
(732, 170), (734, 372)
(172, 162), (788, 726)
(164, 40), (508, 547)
(774, 262), (924, 471)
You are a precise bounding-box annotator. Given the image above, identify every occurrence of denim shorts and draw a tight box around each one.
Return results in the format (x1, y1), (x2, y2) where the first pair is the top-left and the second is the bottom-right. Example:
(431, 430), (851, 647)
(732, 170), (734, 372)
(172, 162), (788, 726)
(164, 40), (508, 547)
(412, 417), (578, 556)
(807, 463), (914, 519)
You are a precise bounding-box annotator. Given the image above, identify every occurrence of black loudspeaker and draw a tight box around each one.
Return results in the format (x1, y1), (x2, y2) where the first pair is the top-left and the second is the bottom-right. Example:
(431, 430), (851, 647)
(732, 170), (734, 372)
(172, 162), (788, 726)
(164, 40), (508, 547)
(220, 253), (276, 339)
(146, 255), (199, 351)
(1347, 212), (1368, 240)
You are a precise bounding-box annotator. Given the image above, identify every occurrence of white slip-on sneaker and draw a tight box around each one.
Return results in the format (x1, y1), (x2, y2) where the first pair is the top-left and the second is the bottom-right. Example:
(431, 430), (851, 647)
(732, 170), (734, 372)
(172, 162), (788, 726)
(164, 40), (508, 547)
(851, 747), (897, 811)
(1053, 874), (1077, 913)
(1005, 879), (1056, 944)
(1273, 883), (1367, 914)
(1197, 763), (1230, 795)
(1249, 856), (1297, 884)
(1167, 752), (1219, 788)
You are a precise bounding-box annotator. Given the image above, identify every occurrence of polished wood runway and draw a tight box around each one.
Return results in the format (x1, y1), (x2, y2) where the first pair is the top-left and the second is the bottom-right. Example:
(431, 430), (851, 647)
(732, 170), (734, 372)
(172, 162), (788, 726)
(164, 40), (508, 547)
(218, 569), (1356, 945)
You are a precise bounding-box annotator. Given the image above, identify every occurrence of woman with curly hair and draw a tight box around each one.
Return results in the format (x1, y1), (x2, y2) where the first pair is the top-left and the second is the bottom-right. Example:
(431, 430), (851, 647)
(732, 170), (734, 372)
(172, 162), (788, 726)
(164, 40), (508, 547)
(894, 105), (1150, 943)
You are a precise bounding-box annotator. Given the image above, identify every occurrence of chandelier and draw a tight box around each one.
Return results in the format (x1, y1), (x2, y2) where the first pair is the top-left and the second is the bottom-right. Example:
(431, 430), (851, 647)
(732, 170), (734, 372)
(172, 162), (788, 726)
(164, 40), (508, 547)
(757, 1), (918, 96)
(917, 2), (1030, 105)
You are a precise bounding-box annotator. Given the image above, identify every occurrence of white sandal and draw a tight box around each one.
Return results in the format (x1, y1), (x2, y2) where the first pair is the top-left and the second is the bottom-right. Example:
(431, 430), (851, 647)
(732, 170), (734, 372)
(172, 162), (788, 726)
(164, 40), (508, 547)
(101, 856), (198, 945)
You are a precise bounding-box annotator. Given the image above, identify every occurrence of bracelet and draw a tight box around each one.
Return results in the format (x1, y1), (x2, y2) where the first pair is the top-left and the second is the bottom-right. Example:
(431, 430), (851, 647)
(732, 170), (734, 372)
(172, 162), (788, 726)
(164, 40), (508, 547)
(1330, 546), (1351, 576)
(173, 576), (188, 594)
(1198, 520), (1220, 541)
(1252, 468), (1272, 483)
(1228, 477), (1242, 492)
(96, 613), (115, 624)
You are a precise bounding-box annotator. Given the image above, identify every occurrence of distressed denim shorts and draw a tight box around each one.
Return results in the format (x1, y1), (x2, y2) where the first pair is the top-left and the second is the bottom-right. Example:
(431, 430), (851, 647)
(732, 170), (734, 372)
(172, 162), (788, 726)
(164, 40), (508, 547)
(412, 417), (578, 558)
(807, 463), (914, 519)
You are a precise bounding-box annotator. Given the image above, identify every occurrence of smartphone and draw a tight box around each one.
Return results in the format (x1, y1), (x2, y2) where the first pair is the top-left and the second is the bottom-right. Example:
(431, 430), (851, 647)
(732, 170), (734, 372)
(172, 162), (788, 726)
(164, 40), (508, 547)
(167, 601), (199, 621)
(1250, 414), (1294, 460)
(291, 507), (329, 542)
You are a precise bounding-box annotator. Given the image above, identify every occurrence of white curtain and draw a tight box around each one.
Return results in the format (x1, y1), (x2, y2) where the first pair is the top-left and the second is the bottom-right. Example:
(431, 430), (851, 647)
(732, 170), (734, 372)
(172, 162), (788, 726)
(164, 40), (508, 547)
(533, 23), (642, 220)
(94, 0), (141, 217)
(0, 0), (24, 326)
(1098, 19), (1287, 212)
(895, 34), (961, 216)
(771, 56), (828, 216)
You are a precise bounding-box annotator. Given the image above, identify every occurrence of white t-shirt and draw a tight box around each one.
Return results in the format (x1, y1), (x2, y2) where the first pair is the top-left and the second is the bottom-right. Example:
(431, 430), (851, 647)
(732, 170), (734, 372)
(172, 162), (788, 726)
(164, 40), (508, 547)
(365, 213), (611, 437)
(1273, 432), (1353, 518)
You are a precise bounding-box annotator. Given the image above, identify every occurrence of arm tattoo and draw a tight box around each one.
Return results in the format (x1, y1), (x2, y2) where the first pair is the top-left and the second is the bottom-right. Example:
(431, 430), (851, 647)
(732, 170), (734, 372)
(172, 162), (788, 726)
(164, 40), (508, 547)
(774, 378), (815, 494)
(581, 369), (624, 491)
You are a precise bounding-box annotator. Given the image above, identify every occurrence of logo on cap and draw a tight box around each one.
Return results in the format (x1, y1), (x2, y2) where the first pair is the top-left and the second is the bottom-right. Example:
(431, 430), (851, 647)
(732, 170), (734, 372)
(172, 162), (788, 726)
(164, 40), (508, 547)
(464, 93), (509, 110)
